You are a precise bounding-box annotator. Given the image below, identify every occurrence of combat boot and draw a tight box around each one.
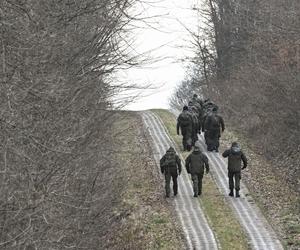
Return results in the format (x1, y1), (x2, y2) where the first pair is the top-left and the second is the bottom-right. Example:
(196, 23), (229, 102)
(235, 190), (240, 198)
(229, 189), (234, 197)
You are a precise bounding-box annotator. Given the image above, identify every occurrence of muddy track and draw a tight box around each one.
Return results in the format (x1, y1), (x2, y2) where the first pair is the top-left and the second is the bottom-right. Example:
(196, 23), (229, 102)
(196, 134), (284, 250)
(141, 111), (219, 250)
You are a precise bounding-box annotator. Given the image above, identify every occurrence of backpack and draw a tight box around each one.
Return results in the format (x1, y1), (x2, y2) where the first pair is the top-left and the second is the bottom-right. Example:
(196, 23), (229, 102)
(189, 152), (205, 174)
(207, 114), (219, 129)
(163, 151), (176, 167)
(179, 112), (191, 127)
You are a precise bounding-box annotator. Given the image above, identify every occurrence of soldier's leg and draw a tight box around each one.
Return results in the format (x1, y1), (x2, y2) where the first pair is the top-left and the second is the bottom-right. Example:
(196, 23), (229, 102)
(172, 174), (178, 196)
(235, 172), (241, 197)
(165, 174), (171, 197)
(228, 171), (234, 196)
(198, 173), (204, 195)
(191, 174), (199, 197)
(182, 133), (187, 150)
(207, 131), (214, 151)
(215, 136), (220, 152)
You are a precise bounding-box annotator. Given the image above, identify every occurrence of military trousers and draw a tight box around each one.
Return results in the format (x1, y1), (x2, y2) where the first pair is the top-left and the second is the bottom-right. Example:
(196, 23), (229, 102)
(165, 173), (178, 196)
(181, 127), (192, 151)
(228, 171), (241, 191)
(206, 129), (220, 151)
(191, 173), (204, 196)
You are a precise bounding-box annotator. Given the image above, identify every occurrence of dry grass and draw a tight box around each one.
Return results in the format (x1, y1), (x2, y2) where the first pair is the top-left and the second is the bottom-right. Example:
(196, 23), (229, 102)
(104, 111), (185, 250)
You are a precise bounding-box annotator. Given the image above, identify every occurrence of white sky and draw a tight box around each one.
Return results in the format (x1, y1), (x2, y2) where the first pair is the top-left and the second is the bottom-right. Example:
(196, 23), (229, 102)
(117, 0), (201, 110)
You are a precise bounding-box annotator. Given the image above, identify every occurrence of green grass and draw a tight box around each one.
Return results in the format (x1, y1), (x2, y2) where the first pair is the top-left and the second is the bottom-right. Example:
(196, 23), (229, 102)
(153, 109), (251, 250)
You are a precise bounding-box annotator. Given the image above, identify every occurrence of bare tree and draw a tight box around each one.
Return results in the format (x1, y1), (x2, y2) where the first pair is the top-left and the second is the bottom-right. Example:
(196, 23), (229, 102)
(0, 0), (142, 249)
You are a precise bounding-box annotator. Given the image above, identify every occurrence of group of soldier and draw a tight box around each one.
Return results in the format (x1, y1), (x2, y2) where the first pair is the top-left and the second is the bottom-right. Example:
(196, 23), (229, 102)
(176, 94), (225, 152)
(160, 94), (247, 198)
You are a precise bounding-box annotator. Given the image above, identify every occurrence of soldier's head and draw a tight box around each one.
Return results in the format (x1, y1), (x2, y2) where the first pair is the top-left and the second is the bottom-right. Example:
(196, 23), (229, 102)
(193, 94), (198, 98)
(194, 144), (201, 152)
(231, 142), (241, 153)
(168, 146), (175, 152)
(183, 105), (188, 111)
(212, 106), (218, 112)
(188, 101), (193, 106)
(191, 106), (197, 112)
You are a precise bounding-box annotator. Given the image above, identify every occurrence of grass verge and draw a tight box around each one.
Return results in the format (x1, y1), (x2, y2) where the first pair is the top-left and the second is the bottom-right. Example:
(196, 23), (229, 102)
(220, 128), (300, 249)
(106, 111), (185, 250)
(152, 109), (250, 250)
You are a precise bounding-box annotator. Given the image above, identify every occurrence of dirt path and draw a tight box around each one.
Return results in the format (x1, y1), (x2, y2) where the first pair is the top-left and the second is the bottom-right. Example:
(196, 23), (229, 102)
(196, 134), (284, 250)
(142, 111), (219, 250)
(143, 110), (285, 250)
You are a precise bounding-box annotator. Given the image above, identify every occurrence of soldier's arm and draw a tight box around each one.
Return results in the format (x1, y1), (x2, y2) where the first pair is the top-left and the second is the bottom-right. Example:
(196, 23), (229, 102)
(202, 116), (207, 132)
(203, 154), (209, 173)
(176, 155), (182, 174)
(219, 116), (225, 132)
(222, 149), (230, 158)
(241, 152), (248, 169)
(185, 155), (191, 173)
(176, 120), (180, 135)
(160, 155), (166, 173)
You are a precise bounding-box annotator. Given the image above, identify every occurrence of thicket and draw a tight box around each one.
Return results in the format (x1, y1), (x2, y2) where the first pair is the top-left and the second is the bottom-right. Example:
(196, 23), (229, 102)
(0, 0), (138, 248)
(170, 0), (300, 191)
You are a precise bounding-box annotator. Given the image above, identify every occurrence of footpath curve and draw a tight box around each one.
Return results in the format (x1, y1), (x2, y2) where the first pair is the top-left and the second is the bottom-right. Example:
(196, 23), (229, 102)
(141, 111), (219, 250)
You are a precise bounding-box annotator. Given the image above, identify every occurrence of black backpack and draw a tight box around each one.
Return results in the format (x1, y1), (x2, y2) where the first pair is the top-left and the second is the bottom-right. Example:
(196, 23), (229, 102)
(207, 114), (219, 129)
(163, 151), (176, 167)
(179, 112), (191, 127)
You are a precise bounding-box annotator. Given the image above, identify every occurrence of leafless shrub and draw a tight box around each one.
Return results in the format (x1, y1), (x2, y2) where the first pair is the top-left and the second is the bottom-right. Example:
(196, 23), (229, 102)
(0, 0), (141, 248)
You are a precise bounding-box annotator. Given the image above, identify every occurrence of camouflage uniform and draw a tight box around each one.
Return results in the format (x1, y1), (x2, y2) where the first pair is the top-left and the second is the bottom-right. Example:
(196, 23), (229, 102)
(192, 94), (203, 108)
(203, 109), (225, 152)
(185, 145), (209, 197)
(187, 104), (201, 146)
(190, 97), (204, 130)
(160, 147), (182, 197)
(222, 142), (247, 197)
(177, 106), (193, 151)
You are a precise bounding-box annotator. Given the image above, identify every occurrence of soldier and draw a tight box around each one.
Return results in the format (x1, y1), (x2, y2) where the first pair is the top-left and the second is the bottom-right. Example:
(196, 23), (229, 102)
(185, 144), (209, 197)
(203, 106), (225, 152)
(177, 105), (193, 151)
(192, 93), (203, 107)
(189, 99), (203, 133)
(222, 142), (247, 197)
(160, 147), (182, 197)
(187, 102), (200, 146)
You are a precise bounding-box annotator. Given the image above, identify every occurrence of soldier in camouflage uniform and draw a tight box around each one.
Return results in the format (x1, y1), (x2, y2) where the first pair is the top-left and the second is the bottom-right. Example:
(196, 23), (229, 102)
(203, 106), (225, 152)
(191, 95), (204, 130)
(187, 102), (201, 146)
(192, 93), (203, 107)
(177, 106), (193, 151)
(185, 144), (209, 197)
(222, 142), (248, 197)
(160, 147), (182, 197)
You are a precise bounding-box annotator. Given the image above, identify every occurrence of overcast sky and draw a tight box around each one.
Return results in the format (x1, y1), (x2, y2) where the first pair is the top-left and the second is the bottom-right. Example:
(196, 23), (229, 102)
(117, 0), (201, 110)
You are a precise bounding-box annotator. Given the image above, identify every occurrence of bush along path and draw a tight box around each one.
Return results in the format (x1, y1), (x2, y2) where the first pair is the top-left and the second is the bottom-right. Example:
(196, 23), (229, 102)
(152, 109), (284, 250)
(142, 111), (219, 250)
